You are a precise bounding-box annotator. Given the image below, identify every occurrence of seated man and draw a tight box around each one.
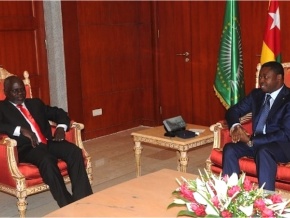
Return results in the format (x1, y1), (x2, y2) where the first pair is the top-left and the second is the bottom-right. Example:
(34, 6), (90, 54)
(0, 76), (93, 207)
(222, 61), (290, 191)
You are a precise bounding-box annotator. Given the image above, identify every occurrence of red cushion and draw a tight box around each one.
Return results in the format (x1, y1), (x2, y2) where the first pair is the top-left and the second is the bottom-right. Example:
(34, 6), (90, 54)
(19, 160), (68, 180)
(210, 117), (290, 191)
(210, 148), (290, 187)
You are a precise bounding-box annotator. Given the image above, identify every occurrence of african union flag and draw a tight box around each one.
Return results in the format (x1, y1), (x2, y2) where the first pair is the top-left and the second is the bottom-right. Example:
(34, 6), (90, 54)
(214, 0), (245, 109)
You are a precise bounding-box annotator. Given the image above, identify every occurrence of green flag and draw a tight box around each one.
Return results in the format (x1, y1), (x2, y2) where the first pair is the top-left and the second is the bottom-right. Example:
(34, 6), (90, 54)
(214, 0), (245, 109)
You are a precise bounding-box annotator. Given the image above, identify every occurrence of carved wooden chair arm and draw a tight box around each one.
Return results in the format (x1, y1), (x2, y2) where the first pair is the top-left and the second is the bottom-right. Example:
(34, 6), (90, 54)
(0, 137), (25, 186)
(209, 122), (225, 149)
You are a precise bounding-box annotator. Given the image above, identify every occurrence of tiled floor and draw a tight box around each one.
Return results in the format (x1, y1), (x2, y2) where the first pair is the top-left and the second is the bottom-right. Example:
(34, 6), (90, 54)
(0, 126), (213, 217)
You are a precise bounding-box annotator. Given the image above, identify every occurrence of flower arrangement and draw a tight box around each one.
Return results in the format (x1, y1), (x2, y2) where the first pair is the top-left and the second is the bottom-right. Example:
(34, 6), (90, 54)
(168, 170), (290, 217)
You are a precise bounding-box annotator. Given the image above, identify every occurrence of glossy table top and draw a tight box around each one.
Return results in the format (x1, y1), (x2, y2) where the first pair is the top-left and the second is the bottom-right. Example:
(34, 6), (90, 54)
(43, 169), (197, 217)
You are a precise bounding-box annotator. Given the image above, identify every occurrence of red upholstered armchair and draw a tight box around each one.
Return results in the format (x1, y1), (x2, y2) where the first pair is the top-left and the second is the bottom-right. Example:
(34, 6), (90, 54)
(0, 67), (93, 217)
(206, 62), (290, 191)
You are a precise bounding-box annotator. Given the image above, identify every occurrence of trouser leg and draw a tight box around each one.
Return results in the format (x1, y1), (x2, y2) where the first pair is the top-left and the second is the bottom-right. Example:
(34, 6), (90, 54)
(21, 144), (73, 207)
(255, 143), (289, 191)
(222, 142), (253, 177)
(48, 140), (93, 201)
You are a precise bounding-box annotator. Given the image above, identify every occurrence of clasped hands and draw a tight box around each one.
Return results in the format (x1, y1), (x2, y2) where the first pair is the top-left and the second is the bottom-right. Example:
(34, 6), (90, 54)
(230, 125), (251, 144)
(20, 127), (65, 148)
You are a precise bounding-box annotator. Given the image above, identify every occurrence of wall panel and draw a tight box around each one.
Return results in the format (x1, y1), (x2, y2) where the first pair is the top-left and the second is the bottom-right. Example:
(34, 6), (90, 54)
(63, 1), (154, 139)
(61, 1), (290, 139)
(0, 1), (49, 103)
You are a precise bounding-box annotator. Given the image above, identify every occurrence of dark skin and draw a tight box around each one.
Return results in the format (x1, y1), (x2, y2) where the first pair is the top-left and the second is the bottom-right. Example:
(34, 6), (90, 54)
(230, 66), (284, 144)
(4, 76), (65, 148)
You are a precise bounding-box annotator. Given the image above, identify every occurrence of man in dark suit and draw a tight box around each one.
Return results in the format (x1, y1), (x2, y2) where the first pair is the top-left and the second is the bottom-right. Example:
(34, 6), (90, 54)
(222, 61), (290, 191)
(0, 76), (92, 207)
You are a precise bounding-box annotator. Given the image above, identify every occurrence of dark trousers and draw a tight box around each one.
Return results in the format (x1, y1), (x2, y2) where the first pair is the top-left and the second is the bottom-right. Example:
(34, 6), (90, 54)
(222, 142), (290, 191)
(19, 140), (93, 207)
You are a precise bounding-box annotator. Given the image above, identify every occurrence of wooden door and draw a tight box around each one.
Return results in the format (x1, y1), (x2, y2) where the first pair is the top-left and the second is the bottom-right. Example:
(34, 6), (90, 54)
(156, 1), (193, 123)
(0, 1), (49, 103)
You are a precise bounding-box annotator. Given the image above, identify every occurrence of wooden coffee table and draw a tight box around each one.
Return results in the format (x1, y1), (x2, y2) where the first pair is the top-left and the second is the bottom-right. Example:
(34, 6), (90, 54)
(43, 169), (197, 217)
(43, 169), (290, 217)
(131, 124), (213, 177)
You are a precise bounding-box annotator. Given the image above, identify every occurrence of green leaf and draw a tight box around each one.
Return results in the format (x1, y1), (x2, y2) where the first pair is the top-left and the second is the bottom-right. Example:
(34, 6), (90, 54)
(172, 190), (181, 195)
(205, 215), (221, 218)
(167, 203), (186, 209)
(177, 210), (195, 217)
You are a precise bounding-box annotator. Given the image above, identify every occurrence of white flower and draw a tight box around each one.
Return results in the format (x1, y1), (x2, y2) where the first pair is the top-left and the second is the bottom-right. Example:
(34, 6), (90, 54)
(213, 178), (228, 199)
(195, 178), (207, 193)
(280, 207), (290, 218)
(193, 192), (208, 205)
(173, 198), (186, 205)
(169, 170), (290, 217)
(205, 204), (219, 216)
(227, 173), (239, 186)
(268, 200), (290, 215)
(193, 191), (219, 216)
(239, 205), (253, 216)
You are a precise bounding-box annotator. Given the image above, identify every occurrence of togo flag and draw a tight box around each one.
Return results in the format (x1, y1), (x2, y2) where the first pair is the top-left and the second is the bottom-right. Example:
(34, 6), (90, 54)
(260, 0), (281, 64)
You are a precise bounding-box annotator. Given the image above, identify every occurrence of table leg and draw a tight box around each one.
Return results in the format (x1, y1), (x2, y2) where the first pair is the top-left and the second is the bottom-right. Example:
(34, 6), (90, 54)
(176, 151), (180, 171)
(178, 151), (188, 172)
(134, 141), (143, 177)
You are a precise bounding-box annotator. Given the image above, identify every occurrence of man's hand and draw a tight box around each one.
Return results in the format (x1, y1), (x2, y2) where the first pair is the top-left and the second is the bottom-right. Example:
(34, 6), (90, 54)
(20, 127), (39, 148)
(230, 125), (251, 143)
(53, 127), (65, 141)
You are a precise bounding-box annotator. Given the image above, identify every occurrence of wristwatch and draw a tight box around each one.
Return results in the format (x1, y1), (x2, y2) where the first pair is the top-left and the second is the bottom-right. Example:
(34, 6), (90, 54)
(247, 135), (253, 147)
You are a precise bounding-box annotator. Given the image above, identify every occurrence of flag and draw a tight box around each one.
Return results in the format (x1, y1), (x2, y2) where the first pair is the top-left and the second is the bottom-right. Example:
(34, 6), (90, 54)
(260, 0), (281, 64)
(214, 0), (245, 109)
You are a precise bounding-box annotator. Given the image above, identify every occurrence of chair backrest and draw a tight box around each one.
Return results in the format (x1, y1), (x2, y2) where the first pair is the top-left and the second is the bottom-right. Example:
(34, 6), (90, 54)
(0, 67), (32, 100)
(255, 62), (290, 88)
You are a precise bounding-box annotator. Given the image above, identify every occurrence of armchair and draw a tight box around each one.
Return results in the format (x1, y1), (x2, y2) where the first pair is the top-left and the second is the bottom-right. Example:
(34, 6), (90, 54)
(206, 62), (290, 191)
(0, 67), (93, 217)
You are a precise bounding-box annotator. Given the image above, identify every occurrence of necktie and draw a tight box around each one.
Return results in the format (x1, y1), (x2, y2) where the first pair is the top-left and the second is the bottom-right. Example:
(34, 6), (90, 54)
(255, 94), (271, 134)
(17, 104), (47, 144)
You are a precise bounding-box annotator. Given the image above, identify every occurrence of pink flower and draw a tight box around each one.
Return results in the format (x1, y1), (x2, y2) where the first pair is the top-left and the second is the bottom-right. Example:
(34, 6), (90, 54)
(262, 208), (275, 218)
(254, 198), (266, 211)
(243, 177), (253, 191)
(269, 194), (283, 203)
(211, 195), (220, 208)
(223, 175), (229, 183)
(221, 210), (232, 218)
(227, 185), (241, 197)
(190, 203), (206, 216)
(180, 184), (196, 202)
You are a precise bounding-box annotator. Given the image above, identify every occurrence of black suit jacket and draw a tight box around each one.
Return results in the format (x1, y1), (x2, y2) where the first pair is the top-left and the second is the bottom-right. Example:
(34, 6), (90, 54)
(0, 98), (70, 153)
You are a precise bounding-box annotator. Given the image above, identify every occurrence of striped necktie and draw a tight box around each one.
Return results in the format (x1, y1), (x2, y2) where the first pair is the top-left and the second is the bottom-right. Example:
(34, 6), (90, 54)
(255, 94), (271, 135)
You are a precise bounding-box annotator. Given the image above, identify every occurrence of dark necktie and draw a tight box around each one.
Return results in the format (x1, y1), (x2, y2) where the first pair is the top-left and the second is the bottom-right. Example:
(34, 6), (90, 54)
(17, 104), (47, 144)
(255, 94), (271, 135)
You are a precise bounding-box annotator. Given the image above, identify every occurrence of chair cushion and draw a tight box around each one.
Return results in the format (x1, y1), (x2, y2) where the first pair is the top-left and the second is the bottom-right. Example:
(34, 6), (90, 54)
(210, 148), (290, 183)
(18, 160), (68, 186)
